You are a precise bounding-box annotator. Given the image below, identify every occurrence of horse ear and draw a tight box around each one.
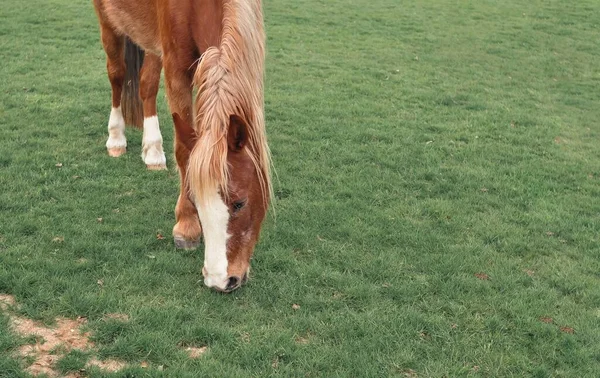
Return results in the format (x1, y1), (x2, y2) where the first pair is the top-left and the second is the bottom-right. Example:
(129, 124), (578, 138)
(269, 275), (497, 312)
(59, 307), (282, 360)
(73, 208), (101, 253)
(173, 113), (197, 151)
(228, 114), (248, 152)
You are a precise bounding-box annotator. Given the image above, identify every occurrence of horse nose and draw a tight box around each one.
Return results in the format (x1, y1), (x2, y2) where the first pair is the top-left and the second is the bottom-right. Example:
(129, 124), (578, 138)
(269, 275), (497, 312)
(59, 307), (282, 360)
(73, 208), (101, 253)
(225, 276), (241, 292)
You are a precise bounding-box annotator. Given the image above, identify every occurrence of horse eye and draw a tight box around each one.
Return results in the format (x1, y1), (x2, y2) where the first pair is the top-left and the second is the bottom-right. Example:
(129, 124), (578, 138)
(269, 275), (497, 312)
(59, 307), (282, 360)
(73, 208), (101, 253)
(232, 200), (246, 213)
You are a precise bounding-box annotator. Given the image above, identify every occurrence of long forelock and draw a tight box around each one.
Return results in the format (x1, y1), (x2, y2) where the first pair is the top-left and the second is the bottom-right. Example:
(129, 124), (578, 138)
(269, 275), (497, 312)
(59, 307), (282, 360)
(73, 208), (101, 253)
(187, 0), (271, 207)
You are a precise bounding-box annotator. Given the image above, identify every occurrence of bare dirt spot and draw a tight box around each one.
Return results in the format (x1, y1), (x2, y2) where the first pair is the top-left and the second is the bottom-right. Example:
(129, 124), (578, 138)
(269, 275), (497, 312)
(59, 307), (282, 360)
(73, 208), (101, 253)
(87, 357), (127, 371)
(0, 293), (17, 310)
(185, 346), (208, 358)
(0, 293), (127, 377)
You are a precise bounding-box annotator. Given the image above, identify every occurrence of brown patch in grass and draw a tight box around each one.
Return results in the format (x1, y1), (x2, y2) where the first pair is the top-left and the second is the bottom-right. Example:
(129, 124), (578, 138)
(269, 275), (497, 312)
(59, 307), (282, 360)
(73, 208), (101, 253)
(240, 331), (251, 343)
(185, 346), (208, 358)
(523, 269), (535, 277)
(560, 326), (575, 334)
(295, 336), (309, 345)
(0, 293), (17, 311)
(474, 272), (490, 280)
(0, 293), (127, 376)
(103, 313), (130, 322)
(271, 356), (279, 369)
(87, 357), (127, 371)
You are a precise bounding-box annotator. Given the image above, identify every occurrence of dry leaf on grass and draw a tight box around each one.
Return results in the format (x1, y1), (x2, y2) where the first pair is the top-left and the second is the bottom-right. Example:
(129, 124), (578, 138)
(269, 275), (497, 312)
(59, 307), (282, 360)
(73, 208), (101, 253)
(540, 317), (553, 324)
(292, 304), (300, 310)
(474, 272), (490, 280)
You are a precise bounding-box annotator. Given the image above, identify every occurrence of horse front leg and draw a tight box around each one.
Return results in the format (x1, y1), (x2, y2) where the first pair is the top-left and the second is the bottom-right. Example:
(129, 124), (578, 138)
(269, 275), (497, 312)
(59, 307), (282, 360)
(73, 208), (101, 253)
(163, 59), (202, 249)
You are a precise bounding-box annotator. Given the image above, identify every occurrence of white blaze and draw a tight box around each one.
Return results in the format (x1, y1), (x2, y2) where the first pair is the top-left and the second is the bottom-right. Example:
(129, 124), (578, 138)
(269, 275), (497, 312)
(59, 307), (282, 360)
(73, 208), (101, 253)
(195, 189), (230, 290)
(106, 106), (126, 150)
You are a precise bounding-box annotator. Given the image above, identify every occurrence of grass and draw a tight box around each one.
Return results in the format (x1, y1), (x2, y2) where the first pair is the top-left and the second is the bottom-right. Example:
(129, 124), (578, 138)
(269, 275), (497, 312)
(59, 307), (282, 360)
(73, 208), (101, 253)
(1, 0), (600, 376)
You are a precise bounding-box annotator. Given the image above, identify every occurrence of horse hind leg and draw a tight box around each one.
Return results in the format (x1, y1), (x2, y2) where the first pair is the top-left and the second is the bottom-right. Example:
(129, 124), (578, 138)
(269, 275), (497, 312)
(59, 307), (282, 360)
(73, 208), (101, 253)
(100, 23), (127, 157)
(139, 52), (167, 170)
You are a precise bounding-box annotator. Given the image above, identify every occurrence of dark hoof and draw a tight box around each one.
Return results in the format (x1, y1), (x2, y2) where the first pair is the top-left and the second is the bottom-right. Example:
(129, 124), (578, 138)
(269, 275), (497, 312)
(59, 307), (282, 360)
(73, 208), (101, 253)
(174, 236), (201, 250)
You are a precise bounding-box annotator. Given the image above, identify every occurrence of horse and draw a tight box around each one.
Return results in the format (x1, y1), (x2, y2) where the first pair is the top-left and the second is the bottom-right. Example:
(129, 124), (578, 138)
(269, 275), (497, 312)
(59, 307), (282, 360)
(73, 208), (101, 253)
(92, 0), (271, 292)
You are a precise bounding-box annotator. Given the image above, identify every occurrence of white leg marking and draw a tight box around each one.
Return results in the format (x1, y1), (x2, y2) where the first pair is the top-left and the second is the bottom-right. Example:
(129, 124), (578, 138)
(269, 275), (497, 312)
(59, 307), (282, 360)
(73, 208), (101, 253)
(195, 189), (230, 291)
(106, 107), (126, 152)
(141, 116), (166, 168)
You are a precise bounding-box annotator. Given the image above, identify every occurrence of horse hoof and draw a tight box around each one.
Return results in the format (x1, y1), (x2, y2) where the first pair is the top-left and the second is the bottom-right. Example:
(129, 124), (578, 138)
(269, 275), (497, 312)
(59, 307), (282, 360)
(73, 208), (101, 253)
(108, 147), (126, 157)
(146, 164), (167, 171)
(174, 236), (201, 250)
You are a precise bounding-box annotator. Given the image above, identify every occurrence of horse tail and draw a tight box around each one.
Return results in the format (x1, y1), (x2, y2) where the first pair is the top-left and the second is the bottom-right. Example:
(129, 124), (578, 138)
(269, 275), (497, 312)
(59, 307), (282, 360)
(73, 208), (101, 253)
(121, 37), (144, 129)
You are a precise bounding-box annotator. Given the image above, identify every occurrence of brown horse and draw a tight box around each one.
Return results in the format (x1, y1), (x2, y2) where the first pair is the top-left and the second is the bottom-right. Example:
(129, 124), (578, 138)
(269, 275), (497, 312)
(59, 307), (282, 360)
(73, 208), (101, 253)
(92, 0), (271, 292)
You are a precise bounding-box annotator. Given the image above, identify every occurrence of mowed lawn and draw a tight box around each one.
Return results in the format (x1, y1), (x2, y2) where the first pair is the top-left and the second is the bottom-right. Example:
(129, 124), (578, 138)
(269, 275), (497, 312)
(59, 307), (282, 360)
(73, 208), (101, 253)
(1, 0), (600, 376)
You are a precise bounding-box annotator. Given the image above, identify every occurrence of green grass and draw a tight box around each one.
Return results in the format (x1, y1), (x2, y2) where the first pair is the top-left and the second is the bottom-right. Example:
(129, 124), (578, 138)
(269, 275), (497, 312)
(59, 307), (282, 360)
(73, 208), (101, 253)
(1, 0), (600, 376)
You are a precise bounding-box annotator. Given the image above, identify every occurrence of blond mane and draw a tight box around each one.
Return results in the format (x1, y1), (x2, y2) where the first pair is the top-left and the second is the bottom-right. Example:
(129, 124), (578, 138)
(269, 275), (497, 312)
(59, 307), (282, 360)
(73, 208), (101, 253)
(187, 0), (271, 205)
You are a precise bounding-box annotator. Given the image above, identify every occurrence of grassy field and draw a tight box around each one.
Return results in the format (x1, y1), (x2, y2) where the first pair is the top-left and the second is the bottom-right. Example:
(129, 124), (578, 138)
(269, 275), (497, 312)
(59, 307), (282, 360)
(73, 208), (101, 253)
(1, 0), (600, 376)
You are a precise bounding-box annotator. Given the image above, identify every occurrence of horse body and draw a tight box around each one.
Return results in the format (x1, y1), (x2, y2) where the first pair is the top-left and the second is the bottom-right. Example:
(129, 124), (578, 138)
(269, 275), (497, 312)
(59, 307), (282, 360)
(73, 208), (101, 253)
(94, 0), (158, 51)
(92, 0), (270, 292)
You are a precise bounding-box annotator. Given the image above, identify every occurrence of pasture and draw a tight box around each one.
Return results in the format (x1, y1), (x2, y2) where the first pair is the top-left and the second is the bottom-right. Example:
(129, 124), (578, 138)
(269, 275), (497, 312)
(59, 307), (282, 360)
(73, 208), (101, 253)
(1, 0), (600, 376)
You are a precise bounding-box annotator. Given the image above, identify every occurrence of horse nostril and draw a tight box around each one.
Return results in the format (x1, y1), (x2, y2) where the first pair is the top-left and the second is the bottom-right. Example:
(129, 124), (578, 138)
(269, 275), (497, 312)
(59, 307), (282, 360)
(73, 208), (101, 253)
(225, 276), (240, 292)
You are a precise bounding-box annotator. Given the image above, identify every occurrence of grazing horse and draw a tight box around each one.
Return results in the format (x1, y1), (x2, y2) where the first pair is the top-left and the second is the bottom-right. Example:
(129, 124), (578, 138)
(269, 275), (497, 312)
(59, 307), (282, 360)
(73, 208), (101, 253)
(92, 0), (271, 292)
